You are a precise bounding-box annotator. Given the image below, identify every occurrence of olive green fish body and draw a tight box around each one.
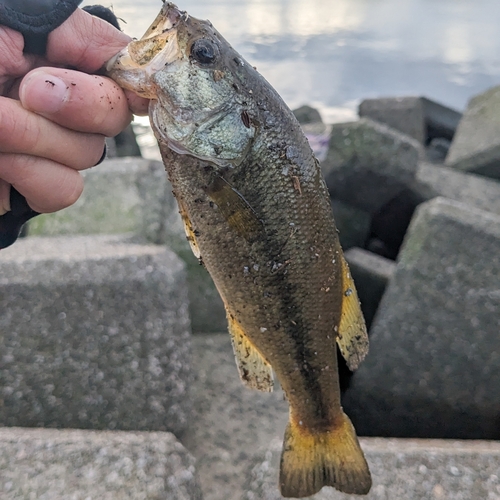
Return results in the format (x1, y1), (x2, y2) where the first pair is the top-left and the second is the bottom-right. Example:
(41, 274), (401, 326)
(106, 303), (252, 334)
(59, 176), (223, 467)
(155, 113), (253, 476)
(107, 4), (371, 496)
(161, 126), (343, 429)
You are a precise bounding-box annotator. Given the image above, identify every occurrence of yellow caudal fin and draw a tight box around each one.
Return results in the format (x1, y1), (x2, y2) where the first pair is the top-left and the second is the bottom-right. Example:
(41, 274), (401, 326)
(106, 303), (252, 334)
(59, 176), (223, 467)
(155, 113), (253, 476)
(337, 253), (369, 371)
(226, 309), (274, 392)
(279, 412), (371, 498)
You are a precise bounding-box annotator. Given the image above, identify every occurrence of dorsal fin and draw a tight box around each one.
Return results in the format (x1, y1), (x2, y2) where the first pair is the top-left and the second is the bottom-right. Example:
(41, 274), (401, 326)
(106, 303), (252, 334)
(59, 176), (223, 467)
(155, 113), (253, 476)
(336, 254), (369, 371)
(225, 308), (274, 392)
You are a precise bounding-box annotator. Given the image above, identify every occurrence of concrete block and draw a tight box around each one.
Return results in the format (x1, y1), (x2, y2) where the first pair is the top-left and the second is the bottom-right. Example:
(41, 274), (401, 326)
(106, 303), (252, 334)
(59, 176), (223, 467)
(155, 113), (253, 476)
(426, 138), (451, 163)
(415, 162), (500, 216)
(292, 105), (330, 161)
(27, 157), (227, 334)
(135, 161), (226, 333)
(445, 85), (500, 179)
(244, 437), (500, 500)
(301, 122), (331, 162)
(361, 161), (500, 260)
(322, 118), (423, 215)
(292, 105), (323, 125)
(28, 157), (151, 237)
(366, 187), (426, 260)
(114, 123), (143, 157)
(184, 334), (288, 500)
(330, 199), (372, 251)
(0, 235), (192, 434)
(344, 248), (395, 329)
(421, 97), (461, 143)
(0, 427), (202, 500)
(342, 197), (500, 439)
(358, 96), (461, 146)
(359, 96), (427, 144)
(135, 158), (185, 249)
(179, 334), (500, 500)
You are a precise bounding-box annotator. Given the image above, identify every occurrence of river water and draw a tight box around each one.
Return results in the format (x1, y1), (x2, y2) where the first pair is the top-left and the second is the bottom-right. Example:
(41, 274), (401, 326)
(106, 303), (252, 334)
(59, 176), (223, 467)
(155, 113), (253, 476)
(82, 0), (500, 157)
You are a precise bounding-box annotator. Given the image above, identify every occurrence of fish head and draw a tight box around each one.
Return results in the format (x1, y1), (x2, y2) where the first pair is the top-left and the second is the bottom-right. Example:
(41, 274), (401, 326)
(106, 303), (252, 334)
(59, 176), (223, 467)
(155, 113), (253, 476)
(106, 2), (256, 167)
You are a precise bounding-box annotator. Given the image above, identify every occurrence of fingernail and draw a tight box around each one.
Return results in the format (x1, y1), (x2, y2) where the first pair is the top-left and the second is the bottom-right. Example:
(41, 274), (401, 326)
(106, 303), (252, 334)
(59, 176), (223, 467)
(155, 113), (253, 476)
(94, 143), (108, 166)
(20, 70), (70, 114)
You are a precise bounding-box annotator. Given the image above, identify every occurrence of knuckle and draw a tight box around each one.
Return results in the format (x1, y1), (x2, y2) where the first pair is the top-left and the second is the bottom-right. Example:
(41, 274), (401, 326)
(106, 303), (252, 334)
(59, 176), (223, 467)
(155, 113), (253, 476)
(0, 28), (29, 77)
(0, 99), (40, 153)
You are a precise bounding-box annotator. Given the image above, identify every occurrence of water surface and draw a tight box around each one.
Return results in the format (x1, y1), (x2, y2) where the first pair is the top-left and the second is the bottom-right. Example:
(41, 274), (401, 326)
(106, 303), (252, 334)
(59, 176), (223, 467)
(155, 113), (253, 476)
(82, 0), (500, 154)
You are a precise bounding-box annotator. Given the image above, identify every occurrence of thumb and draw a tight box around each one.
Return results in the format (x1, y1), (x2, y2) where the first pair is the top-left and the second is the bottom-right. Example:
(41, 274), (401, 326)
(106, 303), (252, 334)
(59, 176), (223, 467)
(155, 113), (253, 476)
(19, 69), (69, 116)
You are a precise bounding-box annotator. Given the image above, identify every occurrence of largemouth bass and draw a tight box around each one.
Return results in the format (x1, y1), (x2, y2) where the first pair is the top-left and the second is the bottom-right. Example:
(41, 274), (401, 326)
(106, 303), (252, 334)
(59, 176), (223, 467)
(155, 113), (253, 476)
(107, 3), (371, 497)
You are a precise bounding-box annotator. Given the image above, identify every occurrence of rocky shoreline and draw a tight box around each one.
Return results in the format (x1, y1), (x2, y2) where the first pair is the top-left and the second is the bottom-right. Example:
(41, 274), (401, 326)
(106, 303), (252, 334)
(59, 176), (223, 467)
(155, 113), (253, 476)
(1, 86), (499, 498)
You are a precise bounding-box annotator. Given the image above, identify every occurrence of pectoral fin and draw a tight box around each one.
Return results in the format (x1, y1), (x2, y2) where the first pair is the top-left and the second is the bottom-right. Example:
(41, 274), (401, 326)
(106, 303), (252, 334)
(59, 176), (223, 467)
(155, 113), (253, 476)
(226, 309), (274, 392)
(206, 175), (263, 241)
(336, 254), (369, 371)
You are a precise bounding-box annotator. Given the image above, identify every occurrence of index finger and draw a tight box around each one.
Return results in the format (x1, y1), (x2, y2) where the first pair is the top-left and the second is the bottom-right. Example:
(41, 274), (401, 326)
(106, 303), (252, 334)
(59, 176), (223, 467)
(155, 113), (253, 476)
(46, 8), (131, 73)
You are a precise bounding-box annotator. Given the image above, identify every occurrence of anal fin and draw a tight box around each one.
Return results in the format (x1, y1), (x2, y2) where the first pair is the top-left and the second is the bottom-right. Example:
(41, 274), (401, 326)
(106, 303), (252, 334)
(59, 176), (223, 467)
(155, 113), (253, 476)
(226, 309), (274, 392)
(336, 253), (369, 371)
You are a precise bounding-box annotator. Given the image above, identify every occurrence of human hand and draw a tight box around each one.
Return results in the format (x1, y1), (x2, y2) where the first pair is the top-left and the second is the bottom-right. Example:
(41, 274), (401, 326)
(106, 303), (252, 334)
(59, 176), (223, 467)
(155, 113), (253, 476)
(0, 7), (149, 216)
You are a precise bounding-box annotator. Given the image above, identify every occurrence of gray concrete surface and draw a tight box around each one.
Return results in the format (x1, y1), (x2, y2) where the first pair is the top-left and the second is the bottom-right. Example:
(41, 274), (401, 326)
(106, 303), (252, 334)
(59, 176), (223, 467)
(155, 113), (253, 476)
(245, 437), (500, 499)
(135, 159), (227, 333)
(322, 118), (423, 215)
(330, 199), (372, 251)
(421, 97), (462, 142)
(359, 96), (427, 144)
(184, 334), (500, 500)
(0, 427), (203, 500)
(344, 248), (395, 329)
(293, 105), (323, 125)
(182, 334), (288, 500)
(415, 161), (500, 215)
(445, 85), (500, 179)
(0, 235), (192, 434)
(25, 156), (227, 333)
(27, 158), (151, 237)
(342, 197), (500, 439)
(359, 97), (461, 147)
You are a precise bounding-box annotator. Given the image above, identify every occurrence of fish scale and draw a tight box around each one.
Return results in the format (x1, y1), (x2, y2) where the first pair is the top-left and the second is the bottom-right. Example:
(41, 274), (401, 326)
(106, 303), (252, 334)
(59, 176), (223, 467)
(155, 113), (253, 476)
(107, 2), (371, 497)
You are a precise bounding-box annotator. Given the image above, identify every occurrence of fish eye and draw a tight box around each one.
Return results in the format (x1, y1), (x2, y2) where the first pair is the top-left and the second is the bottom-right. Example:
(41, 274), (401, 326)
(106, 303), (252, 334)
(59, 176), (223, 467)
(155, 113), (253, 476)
(191, 38), (219, 65)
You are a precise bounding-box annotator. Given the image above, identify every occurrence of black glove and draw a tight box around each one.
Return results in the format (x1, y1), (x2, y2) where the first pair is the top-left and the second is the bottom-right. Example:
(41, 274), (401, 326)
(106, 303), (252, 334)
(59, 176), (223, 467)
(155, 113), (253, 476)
(0, 0), (83, 54)
(0, 1), (119, 249)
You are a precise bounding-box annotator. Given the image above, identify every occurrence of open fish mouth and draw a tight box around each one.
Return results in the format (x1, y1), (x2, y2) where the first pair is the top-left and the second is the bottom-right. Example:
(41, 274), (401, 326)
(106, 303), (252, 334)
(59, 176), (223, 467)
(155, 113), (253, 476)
(106, 3), (186, 98)
(106, 2), (257, 166)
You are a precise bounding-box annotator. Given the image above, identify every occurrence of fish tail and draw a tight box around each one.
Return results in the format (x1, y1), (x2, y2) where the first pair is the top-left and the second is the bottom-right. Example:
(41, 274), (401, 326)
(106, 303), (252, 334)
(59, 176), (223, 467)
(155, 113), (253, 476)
(279, 411), (372, 498)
